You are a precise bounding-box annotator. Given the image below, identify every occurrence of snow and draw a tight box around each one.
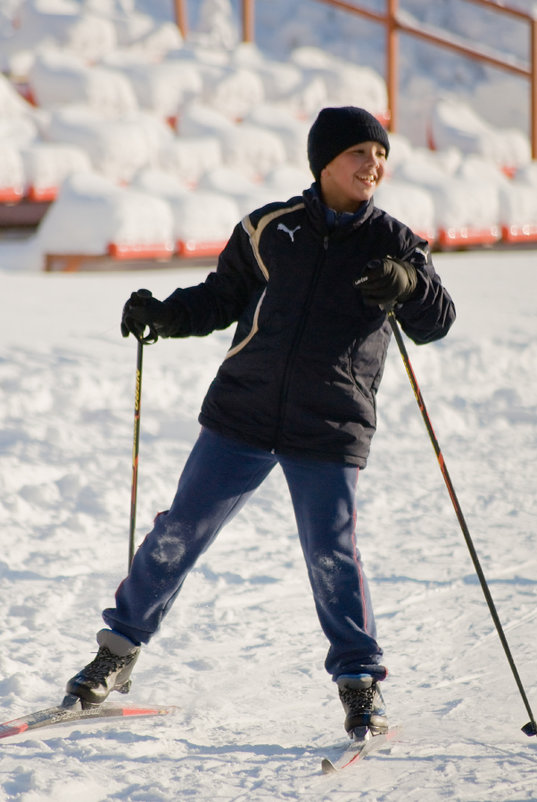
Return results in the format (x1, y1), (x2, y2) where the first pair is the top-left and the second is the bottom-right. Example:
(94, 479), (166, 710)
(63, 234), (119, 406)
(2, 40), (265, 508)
(36, 172), (175, 254)
(1, 0), (537, 799)
(430, 96), (532, 170)
(2, 252), (537, 800)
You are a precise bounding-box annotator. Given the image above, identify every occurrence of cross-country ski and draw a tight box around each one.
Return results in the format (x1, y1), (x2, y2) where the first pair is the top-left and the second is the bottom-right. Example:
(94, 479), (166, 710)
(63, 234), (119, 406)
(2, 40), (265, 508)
(321, 727), (401, 773)
(0, 701), (176, 741)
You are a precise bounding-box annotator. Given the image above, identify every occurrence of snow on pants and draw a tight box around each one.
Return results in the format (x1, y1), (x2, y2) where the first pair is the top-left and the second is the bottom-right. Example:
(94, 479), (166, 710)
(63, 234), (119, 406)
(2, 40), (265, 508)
(103, 427), (387, 681)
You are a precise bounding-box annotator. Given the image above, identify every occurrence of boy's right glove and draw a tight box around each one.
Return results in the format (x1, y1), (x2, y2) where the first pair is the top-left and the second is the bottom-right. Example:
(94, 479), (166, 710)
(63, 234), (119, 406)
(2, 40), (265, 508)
(357, 257), (418, 307)
(121, 289), (173, 341)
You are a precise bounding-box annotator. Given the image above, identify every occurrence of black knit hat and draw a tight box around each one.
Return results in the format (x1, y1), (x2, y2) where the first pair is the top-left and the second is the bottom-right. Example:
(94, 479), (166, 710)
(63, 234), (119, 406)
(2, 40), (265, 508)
(307, 106), (390, 179)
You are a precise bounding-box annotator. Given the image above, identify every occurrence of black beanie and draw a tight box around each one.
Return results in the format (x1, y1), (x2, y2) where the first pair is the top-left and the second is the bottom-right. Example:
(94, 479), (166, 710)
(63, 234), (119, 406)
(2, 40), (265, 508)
(307, 106), (390, 179)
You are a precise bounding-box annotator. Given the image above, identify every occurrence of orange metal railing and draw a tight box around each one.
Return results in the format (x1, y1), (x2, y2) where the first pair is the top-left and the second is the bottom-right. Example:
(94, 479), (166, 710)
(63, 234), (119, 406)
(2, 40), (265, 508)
(173, 0), (537, 159)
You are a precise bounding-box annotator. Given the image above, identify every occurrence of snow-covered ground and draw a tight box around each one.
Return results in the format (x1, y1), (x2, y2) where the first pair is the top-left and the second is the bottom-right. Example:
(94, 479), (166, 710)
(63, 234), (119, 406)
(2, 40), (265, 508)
(1, 250), (537, 800)
(1, 1), (537, 799)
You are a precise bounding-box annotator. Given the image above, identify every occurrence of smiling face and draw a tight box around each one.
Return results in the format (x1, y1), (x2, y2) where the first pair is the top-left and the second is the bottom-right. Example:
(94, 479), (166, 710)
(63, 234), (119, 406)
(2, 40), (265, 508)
(319, 140), (387, 213)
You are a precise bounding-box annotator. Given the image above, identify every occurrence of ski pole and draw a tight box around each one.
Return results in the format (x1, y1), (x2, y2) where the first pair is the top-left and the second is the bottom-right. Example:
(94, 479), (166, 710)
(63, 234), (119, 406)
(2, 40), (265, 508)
(387, 308), (537, 737)
(128, 337), (144, 570)
(127, 291), (158, 570)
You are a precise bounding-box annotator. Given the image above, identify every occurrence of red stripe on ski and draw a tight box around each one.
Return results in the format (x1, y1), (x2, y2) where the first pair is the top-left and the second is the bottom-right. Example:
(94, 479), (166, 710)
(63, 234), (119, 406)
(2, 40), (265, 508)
(121, 707), (170, 717)
(0, 722), (30, 738)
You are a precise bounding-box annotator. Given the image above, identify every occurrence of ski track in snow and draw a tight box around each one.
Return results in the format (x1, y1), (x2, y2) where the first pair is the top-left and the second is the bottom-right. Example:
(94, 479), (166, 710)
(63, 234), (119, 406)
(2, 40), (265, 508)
(1, 250), (537, 800)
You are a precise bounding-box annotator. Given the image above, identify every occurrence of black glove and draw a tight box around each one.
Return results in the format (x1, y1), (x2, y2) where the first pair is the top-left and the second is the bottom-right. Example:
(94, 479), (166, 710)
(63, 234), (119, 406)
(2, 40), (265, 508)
(121, 289), (173, 341)
(356, 257), (418, 307)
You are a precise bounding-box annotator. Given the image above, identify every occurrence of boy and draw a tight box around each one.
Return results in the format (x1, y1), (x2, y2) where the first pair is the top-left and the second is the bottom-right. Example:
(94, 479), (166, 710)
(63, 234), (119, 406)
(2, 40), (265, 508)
(65, 107), (455, 739)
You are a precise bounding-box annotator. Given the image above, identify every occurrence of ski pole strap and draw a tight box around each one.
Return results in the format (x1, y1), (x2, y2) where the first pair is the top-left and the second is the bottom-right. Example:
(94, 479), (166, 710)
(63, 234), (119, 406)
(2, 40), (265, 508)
(135, 324), (159, 345)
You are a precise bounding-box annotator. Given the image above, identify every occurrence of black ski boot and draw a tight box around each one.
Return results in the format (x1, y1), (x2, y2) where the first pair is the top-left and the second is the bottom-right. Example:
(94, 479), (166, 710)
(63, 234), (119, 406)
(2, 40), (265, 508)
(337, 674), (388, 739)
(64, 629), (140, 708)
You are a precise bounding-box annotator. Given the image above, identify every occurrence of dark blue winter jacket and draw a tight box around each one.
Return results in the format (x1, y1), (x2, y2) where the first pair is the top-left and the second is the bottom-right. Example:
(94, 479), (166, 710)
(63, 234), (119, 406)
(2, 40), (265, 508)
(162, 185), (455, 467)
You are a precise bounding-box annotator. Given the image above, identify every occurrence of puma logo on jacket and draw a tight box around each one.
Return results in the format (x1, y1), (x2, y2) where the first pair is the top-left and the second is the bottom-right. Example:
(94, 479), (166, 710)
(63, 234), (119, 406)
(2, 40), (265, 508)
(277, 223), (301, 242)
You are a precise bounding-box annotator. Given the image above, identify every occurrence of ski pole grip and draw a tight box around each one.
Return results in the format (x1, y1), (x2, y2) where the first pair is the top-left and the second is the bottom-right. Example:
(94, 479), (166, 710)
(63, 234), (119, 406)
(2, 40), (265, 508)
(132, 289), (159, 345)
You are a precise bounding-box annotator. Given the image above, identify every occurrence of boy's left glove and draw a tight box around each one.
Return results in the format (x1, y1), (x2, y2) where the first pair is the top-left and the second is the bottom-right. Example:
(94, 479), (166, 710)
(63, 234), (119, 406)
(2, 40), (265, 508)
(357, 257), (418, 306)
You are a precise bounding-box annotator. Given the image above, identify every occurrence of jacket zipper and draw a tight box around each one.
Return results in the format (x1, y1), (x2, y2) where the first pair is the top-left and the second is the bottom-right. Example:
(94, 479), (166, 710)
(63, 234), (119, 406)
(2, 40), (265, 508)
(272, 234), (329, 451)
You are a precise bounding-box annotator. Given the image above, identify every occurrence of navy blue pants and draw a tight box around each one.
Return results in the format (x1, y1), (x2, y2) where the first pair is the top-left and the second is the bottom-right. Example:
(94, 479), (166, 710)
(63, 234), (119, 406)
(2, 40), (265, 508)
(103, 428), (386, 681)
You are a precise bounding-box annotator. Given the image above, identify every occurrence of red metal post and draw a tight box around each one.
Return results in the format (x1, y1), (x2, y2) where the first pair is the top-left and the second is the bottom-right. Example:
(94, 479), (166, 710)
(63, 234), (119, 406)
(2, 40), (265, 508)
(386, 0), (398, 133)
(530, 19), (537, 159)
(242, 0), (254, 42)
(173, 0), (187, 39)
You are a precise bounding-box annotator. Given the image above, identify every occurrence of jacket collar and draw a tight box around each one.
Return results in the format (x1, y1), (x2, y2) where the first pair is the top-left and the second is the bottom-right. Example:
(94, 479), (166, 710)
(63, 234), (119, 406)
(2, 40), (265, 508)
(303, 182), (374, 233)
